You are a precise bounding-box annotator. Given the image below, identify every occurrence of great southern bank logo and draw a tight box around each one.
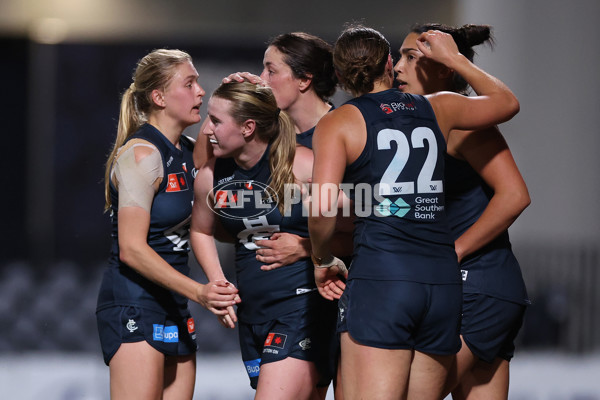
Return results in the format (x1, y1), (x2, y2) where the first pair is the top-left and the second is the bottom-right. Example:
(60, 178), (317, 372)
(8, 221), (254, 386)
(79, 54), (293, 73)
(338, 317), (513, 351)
(208, 180), (278, 220)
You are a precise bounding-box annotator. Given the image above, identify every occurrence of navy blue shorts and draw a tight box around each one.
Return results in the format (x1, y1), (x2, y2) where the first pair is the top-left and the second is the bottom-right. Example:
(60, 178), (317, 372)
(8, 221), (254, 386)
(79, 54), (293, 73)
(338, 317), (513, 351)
(338, 279), (462, 355)
(461, 293), (526, 363)
(239, 300), (338, 389)
(96, 305), (197, 365)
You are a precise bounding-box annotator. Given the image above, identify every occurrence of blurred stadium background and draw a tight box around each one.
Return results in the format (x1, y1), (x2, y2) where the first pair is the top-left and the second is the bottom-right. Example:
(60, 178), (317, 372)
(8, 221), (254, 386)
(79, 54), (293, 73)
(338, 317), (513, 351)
(1, 0), (599, 398)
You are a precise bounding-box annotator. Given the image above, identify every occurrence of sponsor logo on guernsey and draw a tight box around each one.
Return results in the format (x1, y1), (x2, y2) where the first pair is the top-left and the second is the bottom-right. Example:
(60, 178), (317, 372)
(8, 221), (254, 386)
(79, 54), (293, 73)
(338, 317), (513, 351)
(376, 197), (411, 218)
(380, 103), (393, 114)
(166, 172), (189, 192)
(217, 174), (235, 186)
(126, 319), (138, 333)
(461, 270), (468, 281)
(380, 102), (416, 114)
(244, 359), (261, 378)
(153, 324), (179, 343)
(166, 156), (174, 167)
(264, 332), (287, 349)
(299, 338), (312, 351)
(182, 162), (188, 172)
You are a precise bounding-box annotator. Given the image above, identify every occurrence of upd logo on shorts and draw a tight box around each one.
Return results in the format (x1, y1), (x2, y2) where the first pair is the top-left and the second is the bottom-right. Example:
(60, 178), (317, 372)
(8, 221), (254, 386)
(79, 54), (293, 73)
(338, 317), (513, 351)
(153, 324), (179, 343)
(244, 358), (261, 378)
(208, 180), (279, 220)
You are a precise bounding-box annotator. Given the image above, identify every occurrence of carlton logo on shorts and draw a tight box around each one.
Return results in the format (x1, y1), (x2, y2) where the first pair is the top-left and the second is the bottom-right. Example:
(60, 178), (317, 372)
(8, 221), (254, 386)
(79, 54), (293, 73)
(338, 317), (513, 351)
(153, 324), (179, 343)
(126, 319), (138, 333)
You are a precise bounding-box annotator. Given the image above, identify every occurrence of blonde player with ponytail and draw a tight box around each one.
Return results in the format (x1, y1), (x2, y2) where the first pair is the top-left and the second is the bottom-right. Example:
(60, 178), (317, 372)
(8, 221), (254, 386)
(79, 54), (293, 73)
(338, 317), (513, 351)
(97, 49), (239, 400)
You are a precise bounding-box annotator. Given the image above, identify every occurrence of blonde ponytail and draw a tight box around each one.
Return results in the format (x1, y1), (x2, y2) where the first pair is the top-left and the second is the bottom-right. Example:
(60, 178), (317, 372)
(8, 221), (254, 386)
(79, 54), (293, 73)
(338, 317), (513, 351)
(268, 110), (296, 214)
(103, 49), (192, 211)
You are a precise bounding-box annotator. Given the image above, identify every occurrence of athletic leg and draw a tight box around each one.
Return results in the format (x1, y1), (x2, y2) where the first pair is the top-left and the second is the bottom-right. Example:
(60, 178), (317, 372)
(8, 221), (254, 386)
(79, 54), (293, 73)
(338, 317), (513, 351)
(109, 341), (164, 400)
(406, 351), (453, 400)
(163, 353), (196, 400)
(316, 384), (329, 400)
(452, 357), (509, 400)
(443, 335), (478, 396)
(340, 332), (413, 400)
(333, 353), (344, 400)
(255, 357), (320, 400)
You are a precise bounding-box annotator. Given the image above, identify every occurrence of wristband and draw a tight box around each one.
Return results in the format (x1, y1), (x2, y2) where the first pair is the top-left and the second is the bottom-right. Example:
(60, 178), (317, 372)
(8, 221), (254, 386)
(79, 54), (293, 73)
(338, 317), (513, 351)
(311, 254), (349, 276)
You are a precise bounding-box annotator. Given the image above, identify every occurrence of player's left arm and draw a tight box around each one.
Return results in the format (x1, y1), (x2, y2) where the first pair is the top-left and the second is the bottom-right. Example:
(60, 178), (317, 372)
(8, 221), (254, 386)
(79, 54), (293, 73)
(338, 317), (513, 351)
(450, 126), (530, 262)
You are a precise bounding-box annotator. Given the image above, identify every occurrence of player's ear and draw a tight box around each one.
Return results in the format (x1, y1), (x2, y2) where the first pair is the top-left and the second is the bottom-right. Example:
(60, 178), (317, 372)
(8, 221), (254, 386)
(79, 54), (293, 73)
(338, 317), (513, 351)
(241, 119), (256, 137)
(298, 73), (313, 92)
(151, 89), (166, 108)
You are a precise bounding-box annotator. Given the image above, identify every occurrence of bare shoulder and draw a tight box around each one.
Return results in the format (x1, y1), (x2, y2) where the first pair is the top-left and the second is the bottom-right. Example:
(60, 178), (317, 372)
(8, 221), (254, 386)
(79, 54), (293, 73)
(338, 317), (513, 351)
(314, 104), (364, 146)
(319, 103), (363, 127)
(425, 90), (463, 113)
(293, 145), (314, 184)
(295, 145), (314, 163)
(425, 91), (466, 137)
(450, 125), (513, 172)
(314, 104), (366, 163)
(450, 125), (507, 155)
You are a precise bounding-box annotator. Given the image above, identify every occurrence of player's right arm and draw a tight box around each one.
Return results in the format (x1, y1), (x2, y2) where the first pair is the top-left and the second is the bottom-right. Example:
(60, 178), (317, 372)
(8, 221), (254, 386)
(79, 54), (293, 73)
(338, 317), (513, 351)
(113, 141), (239, 319)
(190, 157), (240, 328)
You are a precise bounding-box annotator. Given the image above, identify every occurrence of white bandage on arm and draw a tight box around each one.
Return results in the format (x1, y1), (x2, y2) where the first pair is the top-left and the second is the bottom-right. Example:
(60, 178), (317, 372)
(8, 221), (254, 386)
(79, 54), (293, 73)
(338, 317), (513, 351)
(112, 142), (163, 213)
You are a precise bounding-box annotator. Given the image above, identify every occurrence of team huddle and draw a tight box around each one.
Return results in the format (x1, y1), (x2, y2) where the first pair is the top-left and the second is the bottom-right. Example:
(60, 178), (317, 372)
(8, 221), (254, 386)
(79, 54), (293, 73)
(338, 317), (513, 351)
(96, 23), (530, 400)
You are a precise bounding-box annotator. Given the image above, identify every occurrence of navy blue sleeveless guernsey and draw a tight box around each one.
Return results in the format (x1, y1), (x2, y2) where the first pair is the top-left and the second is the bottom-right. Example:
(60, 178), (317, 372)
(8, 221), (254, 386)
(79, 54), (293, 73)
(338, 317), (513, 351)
(97, 124), (196, 315)
(343, 90), (460, 284)
(295, 105), (335, 149)
(445, 154), (529, 304)
(296, 126), (316, 149)
(213, 146), (319, 324)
